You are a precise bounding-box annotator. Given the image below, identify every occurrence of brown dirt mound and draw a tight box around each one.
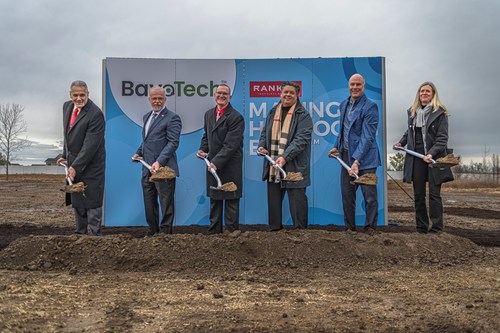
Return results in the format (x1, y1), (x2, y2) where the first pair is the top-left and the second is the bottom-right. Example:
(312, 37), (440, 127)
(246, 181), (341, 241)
(433, 154), (460, 167)
(284, 172), (303, 181)
(148, 166), (176, 181)
(219, 181), (237, 192)
(354, 173), (377, 185)
(0, 230), (484, 275)
(63, 182), (86, 193)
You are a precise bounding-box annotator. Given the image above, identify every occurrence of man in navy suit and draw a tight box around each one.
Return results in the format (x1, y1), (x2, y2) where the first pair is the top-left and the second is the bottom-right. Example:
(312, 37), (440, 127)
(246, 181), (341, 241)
(329, 74), (381, 232)
(132, 86), (182, 236)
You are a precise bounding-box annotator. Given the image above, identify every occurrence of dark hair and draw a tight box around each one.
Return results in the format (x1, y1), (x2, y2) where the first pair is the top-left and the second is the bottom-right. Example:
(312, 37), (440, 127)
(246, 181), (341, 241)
(216, 83), (231, 95)
(280, 81), (301, 94)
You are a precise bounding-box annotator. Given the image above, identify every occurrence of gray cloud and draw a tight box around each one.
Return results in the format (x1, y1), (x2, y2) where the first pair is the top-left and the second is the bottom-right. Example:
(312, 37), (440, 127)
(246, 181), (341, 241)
(1, 0), (498, 164)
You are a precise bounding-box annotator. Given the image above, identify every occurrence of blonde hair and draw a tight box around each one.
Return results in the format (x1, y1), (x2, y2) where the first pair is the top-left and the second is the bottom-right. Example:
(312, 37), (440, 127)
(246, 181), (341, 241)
(410, 81), (447, 118)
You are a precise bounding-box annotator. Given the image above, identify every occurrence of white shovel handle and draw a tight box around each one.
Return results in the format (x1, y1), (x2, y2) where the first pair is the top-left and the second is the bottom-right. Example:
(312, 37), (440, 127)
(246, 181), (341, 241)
(197, 154), (222, 188)
(332, 155), (359, 180)
(257, 152), (287, 179)
(394, 146), (436, 164)
(58, 162), (73, 185)
(131, 157), (156, 173)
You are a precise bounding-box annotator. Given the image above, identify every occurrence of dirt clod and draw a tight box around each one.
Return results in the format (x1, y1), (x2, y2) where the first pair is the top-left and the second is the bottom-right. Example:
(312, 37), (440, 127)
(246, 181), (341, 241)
(220, 181), (237, 192)
(284, 171), (304, 181)
(63, 182), (86, 193)
(354, 173), (378, 185)
(148, 166), (176, 181)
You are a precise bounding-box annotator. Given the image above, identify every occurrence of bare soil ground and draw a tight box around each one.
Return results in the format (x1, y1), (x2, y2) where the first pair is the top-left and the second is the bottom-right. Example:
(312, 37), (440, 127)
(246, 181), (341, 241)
(0, 175), (499, 333)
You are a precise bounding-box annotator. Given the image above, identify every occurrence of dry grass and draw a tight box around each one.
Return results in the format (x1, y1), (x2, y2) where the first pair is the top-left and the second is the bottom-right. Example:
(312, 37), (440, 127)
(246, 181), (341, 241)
(0, 174), (62, 183)
(444, 178), (500, 189)
(388, 178), (500, 193)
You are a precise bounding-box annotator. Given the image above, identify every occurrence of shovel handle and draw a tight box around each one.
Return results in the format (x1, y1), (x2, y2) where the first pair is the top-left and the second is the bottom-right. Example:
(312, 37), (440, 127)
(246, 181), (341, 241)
(332, 155), (360, 180)
(394, 146), (436, 164)
(132, 157), (156, 173)
(257, 152), (287, 179)
(197, 154), (222, 188)
(58, 162), (74, 185)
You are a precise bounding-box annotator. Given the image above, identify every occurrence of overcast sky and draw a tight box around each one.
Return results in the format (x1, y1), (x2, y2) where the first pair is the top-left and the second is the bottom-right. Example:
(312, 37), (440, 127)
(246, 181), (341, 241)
(1, 0), (498, 165)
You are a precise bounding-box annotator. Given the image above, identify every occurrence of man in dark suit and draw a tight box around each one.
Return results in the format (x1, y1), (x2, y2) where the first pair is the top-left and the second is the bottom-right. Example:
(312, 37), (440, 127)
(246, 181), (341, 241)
(329, 74), (381, 233)
(132, 86), (182, 236)
(197, 83), (244, 235)
(57, 80), (105, 236)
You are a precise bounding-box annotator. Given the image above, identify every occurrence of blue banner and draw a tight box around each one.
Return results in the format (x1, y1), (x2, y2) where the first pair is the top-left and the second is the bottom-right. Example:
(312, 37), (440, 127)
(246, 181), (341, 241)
(104, 57), (386, 227)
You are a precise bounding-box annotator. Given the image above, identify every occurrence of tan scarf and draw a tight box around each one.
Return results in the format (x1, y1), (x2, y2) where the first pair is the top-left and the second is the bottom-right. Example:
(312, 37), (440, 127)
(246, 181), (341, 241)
(269, 102), (296, 182)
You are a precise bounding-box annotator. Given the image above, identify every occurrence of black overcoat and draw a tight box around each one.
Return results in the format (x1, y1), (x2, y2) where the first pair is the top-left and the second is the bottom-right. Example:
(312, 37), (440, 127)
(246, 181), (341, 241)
(199, 103), (244, 200)
(398, 107), (454, 185)
(62, 99), (106, 208)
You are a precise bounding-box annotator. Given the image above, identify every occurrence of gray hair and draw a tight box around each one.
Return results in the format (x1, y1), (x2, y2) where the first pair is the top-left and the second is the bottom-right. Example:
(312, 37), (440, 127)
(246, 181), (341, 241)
(70, 80), (89, 91)
(70, 80), (88, 91)
(148, 85), (166, 95)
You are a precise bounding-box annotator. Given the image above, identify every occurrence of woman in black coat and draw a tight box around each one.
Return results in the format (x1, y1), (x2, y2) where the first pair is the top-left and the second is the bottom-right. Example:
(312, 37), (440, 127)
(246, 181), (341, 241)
(394, 82), (453, 233)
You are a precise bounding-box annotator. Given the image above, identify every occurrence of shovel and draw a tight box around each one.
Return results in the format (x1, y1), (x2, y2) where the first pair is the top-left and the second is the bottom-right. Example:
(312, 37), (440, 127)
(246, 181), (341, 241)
(393, 146), (459, 168)
(330, 155), (378, 186)
(196, 154), (237, 192)
(58, 162), (86, 193)
(257, 151), (304, 181)
(131, 157), (176, 181)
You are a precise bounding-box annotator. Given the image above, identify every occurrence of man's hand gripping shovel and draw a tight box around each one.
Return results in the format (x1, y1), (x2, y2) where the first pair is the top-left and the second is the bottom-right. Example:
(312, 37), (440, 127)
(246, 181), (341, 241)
(327, 150), (377, 186)
(57, 161), (86, 193)
(196, 153), (237, 192)
(131, 156), (176, 181)
(256, 150), (303, 182)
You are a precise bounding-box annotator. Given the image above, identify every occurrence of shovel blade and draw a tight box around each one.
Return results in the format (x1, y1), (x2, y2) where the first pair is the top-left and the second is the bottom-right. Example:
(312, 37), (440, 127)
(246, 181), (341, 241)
(353, 174), (378, 186)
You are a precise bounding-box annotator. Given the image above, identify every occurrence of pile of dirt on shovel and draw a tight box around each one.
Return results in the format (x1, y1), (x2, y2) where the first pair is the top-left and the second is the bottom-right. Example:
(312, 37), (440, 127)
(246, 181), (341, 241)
(0, 230), (485, 277)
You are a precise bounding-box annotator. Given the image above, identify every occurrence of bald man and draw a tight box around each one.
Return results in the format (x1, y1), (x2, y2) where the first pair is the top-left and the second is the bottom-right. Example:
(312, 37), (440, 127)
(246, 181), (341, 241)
(328, 74), (381, 233)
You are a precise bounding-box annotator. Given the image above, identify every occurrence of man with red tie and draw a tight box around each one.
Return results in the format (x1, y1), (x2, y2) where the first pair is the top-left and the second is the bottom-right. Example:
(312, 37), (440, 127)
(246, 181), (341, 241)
(197, 83), (244, 235)
(57, 80), (105, 236)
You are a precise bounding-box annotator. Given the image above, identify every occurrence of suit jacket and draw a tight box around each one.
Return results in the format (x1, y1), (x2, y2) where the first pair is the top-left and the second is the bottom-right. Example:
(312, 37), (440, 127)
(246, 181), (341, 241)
(334, 94), (381, 170)
(136, 107), (182, 177)
(398, 107), (453, 185)
(62, 99), (105, 208)
(199, 103), (244, 200)
(258, 102), (313, 189)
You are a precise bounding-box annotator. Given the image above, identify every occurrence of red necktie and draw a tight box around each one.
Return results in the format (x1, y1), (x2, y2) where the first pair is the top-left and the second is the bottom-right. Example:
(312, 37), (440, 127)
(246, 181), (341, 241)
(69, 108), (79, 128)
(216, 110), (222, 121)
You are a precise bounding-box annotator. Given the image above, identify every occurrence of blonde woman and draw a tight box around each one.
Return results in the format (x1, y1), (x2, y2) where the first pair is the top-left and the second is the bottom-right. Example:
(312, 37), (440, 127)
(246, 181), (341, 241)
(394, 82), (453, 233)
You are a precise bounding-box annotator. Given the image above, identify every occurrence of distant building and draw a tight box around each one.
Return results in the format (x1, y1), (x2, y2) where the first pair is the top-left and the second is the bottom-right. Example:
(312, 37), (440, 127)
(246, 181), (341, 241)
(44, 154), (63, 166)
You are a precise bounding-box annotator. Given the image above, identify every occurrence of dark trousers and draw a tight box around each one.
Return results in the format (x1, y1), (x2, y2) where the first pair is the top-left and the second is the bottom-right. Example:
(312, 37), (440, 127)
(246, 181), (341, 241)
(267, 182), (308, 230)
(412, 131), (443, 232)
(142, 176), (176, 234)
(340, 150), (378, 231)
(74, 207), (102, 236)
(208, 198), (240, 234)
